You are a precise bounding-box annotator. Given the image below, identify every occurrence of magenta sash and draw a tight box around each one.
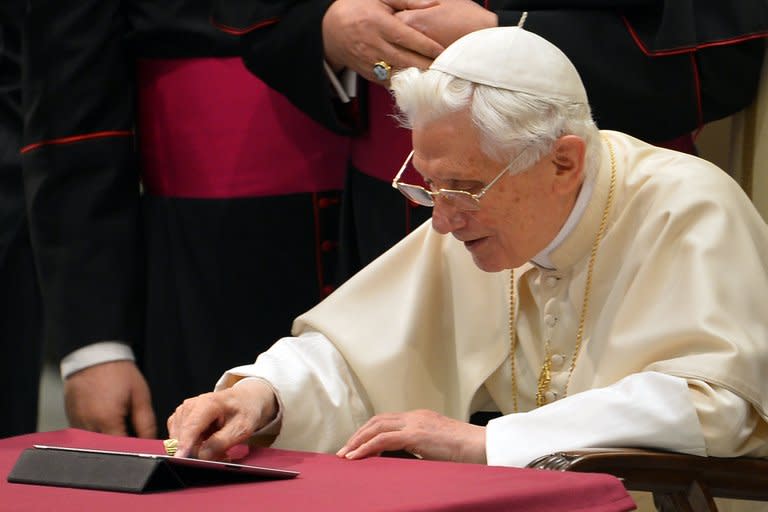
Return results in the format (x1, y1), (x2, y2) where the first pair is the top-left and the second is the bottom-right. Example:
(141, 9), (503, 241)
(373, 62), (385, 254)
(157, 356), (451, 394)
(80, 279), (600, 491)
(137, 58), (348, 198)
(655, 133), (696, 154)
(350, 83), (413, 182)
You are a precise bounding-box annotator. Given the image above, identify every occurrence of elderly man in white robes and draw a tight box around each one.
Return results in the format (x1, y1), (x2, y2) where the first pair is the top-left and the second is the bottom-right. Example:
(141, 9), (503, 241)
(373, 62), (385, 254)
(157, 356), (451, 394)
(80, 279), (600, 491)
(168, 26), (768, 479)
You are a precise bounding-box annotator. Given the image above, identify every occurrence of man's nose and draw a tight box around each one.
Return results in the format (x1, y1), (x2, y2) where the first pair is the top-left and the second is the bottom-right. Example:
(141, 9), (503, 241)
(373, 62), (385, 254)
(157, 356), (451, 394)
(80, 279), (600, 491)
(431, 197), (466, 234)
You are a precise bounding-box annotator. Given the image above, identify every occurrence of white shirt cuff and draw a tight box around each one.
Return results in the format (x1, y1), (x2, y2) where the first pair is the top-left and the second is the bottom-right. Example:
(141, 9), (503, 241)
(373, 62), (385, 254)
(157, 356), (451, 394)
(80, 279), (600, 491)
(323, 61), (358, 103)
(60, 341), (135, 379)
(324, 61), (350, 103)
(342, 68), (357, 98)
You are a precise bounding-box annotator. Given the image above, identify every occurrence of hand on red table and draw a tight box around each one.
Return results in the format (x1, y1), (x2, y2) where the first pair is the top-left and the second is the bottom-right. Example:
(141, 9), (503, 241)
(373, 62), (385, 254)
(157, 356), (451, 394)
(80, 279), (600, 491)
(336, 409), (487, 463)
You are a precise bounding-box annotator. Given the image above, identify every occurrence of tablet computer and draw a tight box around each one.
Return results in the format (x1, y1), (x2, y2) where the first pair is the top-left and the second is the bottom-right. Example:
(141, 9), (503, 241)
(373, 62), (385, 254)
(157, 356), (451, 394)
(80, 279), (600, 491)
(33, 444), (299, 478)
(8, 444), (299, 493)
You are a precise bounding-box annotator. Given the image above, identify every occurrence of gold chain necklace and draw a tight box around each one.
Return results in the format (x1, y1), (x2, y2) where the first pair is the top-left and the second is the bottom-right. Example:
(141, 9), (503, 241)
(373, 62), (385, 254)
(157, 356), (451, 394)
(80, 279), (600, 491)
(509, 137), (617, 412)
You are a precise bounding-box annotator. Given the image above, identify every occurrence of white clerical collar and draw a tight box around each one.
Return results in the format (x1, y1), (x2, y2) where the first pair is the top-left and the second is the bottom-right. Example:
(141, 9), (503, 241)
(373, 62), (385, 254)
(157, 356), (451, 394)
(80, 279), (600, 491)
(530, 172), (595, 270)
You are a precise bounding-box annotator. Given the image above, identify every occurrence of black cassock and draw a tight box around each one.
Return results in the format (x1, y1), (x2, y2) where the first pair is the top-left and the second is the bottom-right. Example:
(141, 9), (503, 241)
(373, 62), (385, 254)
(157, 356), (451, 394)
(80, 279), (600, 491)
(0, 0), (43, 438)
(22, 0), (347, 427)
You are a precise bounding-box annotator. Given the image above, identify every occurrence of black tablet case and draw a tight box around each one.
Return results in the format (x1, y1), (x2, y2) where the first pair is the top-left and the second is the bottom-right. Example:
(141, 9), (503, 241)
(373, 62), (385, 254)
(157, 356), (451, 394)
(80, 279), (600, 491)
(8, 447), (288, 493)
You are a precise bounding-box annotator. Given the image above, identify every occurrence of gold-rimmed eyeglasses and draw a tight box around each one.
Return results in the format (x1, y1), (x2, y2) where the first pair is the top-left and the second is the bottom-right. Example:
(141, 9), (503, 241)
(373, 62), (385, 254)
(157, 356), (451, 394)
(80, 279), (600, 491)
(391, 148), (526, 211)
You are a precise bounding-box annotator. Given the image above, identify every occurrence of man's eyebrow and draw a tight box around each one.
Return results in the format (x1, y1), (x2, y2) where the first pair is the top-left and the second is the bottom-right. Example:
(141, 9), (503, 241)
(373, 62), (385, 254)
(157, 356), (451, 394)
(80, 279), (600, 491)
(424, 177), (485, 193)
(415, 165), (476, 184)
(412, 156), (484, 186)
(426, 173), (485, 187)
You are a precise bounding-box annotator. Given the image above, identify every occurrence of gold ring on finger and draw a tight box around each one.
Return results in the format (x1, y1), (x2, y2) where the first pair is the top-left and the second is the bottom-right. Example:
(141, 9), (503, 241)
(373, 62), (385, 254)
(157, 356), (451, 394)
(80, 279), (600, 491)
(372, 60), (392, 81)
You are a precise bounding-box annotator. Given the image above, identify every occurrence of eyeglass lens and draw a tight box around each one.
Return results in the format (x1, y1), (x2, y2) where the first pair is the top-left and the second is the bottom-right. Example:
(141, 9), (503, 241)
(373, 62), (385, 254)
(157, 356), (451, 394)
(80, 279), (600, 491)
(395, 151), (482, 211)
(397, 183), (481, 211)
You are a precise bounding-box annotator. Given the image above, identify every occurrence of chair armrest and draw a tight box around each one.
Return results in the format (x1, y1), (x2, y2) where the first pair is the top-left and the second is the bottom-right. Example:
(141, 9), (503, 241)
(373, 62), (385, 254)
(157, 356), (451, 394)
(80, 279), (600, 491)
(527, 448), (768, 502)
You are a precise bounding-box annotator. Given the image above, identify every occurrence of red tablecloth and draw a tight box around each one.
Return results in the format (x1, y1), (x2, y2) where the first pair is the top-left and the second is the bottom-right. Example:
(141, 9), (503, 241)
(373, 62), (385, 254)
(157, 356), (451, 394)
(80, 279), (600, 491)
(1, 429), (635, 512)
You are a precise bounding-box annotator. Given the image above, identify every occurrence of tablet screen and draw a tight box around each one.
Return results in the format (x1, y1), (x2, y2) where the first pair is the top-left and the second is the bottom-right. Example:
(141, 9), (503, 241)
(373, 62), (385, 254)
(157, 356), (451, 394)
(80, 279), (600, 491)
(32, 444), (300, 479)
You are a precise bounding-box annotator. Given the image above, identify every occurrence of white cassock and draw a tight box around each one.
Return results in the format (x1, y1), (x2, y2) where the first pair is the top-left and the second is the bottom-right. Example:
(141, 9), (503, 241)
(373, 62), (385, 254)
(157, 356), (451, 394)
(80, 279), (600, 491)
(218, 131), (768, 475)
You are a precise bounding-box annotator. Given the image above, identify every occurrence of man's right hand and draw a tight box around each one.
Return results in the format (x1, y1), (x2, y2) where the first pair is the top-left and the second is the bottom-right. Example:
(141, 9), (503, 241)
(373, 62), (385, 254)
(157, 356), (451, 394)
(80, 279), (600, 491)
(167, 379), (278, 460)
(64, 360), (157, 438)
(322, 0), (444, 81)
(386, 0), (499, 49)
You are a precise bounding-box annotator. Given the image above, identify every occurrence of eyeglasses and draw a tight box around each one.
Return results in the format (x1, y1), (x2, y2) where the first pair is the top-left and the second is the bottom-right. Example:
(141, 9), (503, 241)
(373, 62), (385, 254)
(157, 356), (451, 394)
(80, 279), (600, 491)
(391, 149), (527, 211)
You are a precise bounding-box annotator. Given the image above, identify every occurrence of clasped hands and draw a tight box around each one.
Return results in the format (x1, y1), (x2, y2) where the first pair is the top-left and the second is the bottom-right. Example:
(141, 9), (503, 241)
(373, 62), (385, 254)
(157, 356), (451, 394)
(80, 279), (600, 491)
(167, 380), (486, 464)
(322, 0), (498, 83)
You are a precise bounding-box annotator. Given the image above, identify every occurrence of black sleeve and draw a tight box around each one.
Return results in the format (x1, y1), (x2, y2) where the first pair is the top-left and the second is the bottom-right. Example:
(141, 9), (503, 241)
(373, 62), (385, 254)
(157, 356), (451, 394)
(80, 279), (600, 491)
(0, 0), (25, 256)
(1, 1), (44, 437)
(495, 2), (766, 139)
(211, 0), (360, 135)
(22, 0), (144, 359)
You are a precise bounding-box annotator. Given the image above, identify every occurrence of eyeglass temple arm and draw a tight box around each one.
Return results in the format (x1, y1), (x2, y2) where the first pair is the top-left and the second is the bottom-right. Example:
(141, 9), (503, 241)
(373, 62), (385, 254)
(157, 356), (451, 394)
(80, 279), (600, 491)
(392, 149), (416, 188)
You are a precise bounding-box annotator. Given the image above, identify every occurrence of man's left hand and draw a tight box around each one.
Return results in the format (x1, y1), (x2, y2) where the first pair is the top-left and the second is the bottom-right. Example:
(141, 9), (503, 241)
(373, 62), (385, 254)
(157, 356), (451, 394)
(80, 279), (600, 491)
(336, 409), (486, 463)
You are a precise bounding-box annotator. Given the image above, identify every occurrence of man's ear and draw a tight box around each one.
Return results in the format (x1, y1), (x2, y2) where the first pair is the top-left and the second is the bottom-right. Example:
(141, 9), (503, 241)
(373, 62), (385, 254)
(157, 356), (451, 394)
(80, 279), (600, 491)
(551, 135), (586, 195)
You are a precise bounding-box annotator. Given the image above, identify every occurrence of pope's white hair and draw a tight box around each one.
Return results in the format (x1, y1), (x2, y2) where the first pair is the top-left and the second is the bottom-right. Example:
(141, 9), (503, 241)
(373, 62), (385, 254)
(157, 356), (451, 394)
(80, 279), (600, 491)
(390, 68), (601, 180)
